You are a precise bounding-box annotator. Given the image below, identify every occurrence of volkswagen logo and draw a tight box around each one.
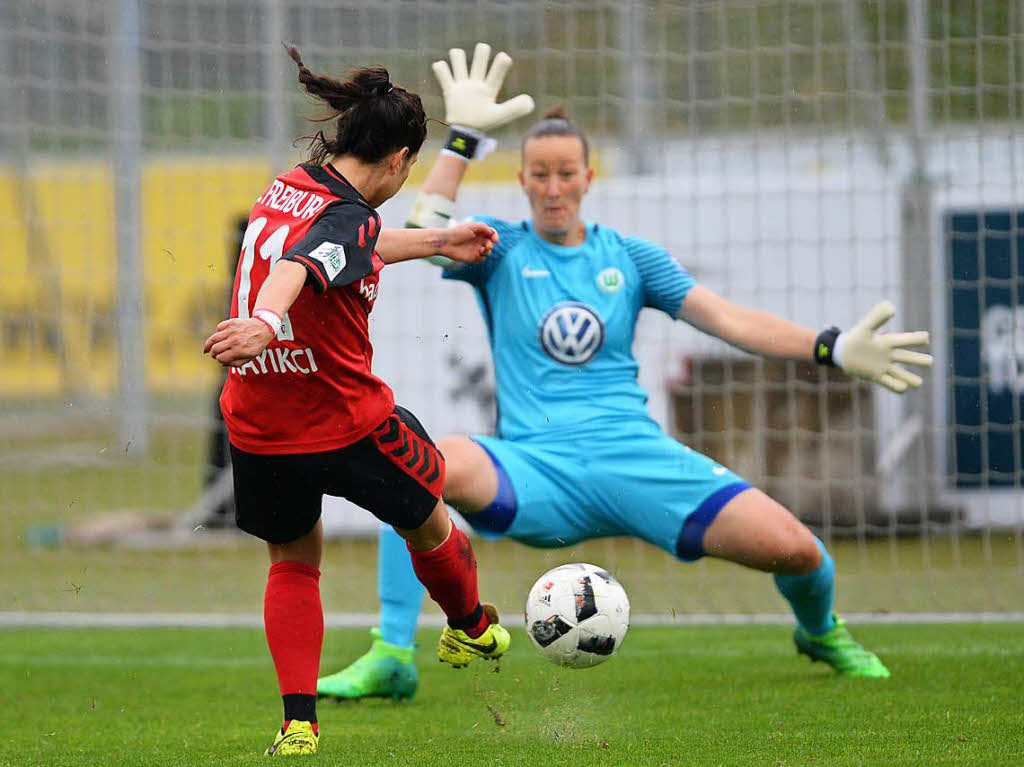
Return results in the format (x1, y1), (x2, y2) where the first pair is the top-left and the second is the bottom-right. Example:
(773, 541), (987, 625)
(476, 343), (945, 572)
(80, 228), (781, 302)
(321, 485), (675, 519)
(538, 302), (605, 366)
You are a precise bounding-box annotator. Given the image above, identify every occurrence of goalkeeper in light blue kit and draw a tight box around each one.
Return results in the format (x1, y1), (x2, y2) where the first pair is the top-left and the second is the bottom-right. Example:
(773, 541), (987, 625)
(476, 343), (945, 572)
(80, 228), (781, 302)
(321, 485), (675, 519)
(319, 44), (933, 699)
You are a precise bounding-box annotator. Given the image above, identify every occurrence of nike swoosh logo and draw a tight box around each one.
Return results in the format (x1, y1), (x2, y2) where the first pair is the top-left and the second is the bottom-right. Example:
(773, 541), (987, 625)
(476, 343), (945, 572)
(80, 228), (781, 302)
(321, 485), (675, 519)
(522, 266), (551, 279)
(267, 729), (315, 755)
(267, 733), (299, 755)
(455, 634), (498, 653)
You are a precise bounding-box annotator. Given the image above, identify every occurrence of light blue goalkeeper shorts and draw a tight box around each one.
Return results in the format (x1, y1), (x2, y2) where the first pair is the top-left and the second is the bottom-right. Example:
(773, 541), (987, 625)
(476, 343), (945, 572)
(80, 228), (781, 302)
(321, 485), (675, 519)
(467, 422), (752, 561)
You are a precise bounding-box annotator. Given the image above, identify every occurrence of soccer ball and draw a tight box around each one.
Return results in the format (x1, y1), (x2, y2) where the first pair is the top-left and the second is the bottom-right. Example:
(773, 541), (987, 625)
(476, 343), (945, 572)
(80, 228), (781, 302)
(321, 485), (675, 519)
(524, 563), (630, 668)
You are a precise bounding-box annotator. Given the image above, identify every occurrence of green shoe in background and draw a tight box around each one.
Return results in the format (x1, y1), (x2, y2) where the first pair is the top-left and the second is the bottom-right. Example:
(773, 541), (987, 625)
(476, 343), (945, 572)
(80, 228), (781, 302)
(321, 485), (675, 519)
(317, 628), (418, 701)
(794, 615), (891, 678)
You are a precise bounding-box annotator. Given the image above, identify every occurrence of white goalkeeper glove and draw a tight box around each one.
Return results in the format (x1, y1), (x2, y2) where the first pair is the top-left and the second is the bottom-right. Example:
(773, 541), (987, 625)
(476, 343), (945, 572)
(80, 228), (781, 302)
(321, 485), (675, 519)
(432, 42), (535, 161)
(815, 300), (933, 394)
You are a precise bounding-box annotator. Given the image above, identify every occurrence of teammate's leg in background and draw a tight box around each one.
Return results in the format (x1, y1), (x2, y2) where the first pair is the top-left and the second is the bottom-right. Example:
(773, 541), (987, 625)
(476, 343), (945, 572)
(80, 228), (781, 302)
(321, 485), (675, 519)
(701, 489), (889, 678)
(317, 524), (424, 701)
(264, 520), (324, 755)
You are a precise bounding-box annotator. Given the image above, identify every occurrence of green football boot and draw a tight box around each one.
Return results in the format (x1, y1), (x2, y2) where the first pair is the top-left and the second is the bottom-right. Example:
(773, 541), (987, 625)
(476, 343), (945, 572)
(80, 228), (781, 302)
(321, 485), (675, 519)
(794, 614), (891, 678)
(317, 628), (418, 701)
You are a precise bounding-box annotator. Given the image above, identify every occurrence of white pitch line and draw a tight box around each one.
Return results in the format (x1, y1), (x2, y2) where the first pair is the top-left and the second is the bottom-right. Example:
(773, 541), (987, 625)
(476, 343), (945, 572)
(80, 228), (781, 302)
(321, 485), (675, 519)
(0, 611), (1022, 629)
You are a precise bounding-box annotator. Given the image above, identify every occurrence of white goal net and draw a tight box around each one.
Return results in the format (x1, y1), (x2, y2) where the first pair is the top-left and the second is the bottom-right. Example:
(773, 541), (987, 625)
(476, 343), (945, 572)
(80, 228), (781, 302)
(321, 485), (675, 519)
(2, 0), (1022, 620)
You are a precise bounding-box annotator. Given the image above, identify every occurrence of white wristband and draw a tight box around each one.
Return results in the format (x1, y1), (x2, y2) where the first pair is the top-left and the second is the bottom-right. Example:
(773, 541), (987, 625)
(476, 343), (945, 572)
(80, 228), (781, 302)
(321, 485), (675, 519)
(253, 308), (282, 337)
(408, 192), (457, 230)
(832, 331), (847, 368)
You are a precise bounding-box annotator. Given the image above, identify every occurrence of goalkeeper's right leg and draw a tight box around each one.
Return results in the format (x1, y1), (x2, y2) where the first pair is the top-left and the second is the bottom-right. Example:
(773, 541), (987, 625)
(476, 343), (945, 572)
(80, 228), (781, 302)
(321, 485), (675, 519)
(317, 627), (419, 701)
(318, 526), (424, 701)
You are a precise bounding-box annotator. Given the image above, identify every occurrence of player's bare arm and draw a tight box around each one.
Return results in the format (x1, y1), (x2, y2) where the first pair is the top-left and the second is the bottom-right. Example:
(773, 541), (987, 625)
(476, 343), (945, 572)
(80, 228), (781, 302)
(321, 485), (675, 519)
(203, 260), (306, 367)
(375, 221), (497, 265)
(677, 284), (932, 393)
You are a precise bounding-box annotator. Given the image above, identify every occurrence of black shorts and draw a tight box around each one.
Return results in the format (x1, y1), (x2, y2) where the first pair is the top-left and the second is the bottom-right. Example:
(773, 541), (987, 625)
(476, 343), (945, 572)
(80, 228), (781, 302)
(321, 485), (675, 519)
(230, 405), (445, 544)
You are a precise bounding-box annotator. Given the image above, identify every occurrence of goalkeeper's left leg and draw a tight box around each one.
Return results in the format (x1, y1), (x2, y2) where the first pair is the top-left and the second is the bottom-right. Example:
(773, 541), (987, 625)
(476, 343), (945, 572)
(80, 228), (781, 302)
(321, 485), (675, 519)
(700, 488), (890, 678)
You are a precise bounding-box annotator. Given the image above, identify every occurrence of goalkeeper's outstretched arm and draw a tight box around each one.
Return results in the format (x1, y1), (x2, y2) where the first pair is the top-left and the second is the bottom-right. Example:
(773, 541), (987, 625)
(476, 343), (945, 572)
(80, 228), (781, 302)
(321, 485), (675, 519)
(406, 43), (534, 266)
(406, 153), (470, 232)
(678, 285), (932, 394)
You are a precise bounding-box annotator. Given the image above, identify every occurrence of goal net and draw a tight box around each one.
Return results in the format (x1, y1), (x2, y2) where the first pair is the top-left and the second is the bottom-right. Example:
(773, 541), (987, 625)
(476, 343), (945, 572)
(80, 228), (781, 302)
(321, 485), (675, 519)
(2, 0), (1022, 620)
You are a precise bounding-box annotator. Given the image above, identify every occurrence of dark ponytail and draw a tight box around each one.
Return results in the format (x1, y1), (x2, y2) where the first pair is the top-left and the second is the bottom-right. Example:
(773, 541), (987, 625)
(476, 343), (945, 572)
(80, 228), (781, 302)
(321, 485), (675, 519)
(522, 105), (590, 166)
(285, 44), (427, 165)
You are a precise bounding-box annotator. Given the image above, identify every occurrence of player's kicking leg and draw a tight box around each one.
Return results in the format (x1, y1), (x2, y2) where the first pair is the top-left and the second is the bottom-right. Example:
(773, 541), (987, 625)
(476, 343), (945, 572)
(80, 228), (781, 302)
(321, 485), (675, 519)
(701, 488), (890, 678)
(398, 499), (510, 668)
(351, 411), (508, 669)
(320, 434), (510, 698)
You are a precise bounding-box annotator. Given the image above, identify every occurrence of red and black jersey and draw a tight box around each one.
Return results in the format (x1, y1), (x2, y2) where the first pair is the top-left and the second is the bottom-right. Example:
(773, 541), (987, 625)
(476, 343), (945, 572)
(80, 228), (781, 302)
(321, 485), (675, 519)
(220, 163), (394, 454)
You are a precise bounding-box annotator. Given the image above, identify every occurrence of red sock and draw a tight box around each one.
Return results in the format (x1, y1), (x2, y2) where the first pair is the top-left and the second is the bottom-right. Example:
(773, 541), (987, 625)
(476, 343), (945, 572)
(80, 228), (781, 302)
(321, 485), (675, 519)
(408, 525), (489, 637)
(264, 562), (323, 707)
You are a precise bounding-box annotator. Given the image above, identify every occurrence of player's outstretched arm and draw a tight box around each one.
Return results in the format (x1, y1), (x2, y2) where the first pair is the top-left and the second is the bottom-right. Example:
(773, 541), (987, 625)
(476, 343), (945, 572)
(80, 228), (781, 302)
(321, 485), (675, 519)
(408, 43), (533, 265)
(677, 285), (932, 394)
(376, 222), (497, 265)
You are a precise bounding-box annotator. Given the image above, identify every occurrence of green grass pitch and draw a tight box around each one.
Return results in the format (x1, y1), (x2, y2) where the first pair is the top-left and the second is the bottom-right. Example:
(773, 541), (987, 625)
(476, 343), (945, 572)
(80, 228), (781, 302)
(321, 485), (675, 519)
(3, 623), (1022, 766)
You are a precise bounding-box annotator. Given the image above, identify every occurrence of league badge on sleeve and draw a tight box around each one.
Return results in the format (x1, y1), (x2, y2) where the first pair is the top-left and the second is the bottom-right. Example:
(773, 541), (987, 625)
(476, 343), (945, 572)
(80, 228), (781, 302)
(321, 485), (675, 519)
(308, 241), (348, 281)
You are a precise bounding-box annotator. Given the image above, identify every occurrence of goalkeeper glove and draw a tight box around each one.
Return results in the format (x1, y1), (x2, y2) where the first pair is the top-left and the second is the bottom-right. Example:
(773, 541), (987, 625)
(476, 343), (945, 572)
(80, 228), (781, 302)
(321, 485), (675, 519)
(432, 42), (535, 161)
(814, 300), (933, 394)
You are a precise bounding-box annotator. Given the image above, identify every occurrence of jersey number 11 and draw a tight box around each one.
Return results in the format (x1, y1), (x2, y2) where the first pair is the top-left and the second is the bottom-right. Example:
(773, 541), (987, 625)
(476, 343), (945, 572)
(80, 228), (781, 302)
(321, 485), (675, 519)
(237, 217), (295, 341)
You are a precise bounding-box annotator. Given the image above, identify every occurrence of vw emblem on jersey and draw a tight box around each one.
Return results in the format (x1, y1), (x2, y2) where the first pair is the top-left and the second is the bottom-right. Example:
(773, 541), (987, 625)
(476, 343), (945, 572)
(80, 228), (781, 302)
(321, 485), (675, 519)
(538, 302), (605, 366)
(596, 267), (625, 294)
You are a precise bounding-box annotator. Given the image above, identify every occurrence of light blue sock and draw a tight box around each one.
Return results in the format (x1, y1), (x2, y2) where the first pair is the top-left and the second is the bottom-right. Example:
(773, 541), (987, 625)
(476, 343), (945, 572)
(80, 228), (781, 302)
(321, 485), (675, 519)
(773, 537), (836, 637)
(377, 523), (425, 649)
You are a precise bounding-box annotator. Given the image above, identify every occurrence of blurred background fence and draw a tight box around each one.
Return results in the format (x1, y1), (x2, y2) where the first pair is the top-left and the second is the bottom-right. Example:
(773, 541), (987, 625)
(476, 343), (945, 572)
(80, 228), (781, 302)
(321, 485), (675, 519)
(1, 0), (1022, 619)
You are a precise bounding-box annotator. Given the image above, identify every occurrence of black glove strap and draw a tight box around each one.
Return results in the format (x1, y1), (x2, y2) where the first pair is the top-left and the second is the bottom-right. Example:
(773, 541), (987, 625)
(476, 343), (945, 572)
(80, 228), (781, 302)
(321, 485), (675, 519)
(443, 127), (480, 161)
(814, 326), (841, 366)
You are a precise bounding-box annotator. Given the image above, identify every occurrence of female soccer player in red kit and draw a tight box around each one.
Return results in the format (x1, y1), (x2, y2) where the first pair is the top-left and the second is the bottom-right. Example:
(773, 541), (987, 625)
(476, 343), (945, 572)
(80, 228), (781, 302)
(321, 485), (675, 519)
(203, 46), (509, 756)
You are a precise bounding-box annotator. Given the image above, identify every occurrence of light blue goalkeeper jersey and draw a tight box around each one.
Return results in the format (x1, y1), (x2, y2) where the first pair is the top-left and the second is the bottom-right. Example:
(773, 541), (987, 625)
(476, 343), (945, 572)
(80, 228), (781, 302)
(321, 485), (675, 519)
(443, 217), (695, 442)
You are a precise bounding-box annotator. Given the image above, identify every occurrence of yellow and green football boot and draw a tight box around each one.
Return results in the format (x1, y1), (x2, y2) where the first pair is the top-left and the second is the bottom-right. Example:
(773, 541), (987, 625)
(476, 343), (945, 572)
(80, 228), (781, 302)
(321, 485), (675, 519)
(264, 720), (318, 756)
(794, 615), (891, 678)
(317, 628), (418, 702)
(437, 603), (510, 668)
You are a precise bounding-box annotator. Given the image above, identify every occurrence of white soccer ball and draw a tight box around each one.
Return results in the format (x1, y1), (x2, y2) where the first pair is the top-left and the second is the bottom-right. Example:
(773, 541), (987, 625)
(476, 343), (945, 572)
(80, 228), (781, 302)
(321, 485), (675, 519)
(524, 563), (630, 668)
